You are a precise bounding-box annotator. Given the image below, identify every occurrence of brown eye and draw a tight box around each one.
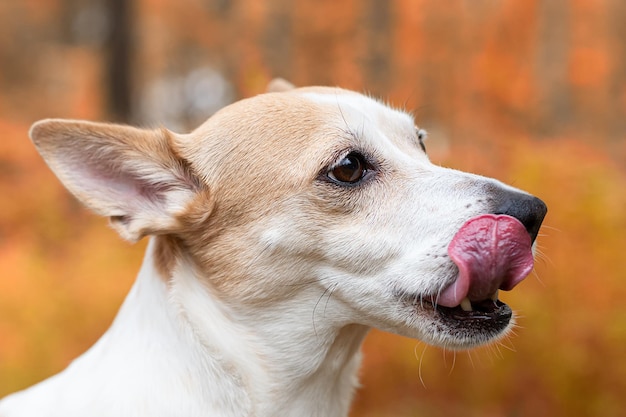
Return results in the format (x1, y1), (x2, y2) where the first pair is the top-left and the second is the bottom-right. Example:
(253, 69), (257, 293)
(416, 128), (427, 152)
(328, 152), (367, 184)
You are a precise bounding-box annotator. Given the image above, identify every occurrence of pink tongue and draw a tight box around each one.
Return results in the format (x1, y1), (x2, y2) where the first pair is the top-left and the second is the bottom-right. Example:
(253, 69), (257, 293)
(437, 214), (534, 307)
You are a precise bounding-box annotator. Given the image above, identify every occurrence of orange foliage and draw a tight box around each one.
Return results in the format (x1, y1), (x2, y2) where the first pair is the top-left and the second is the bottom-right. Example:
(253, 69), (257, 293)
(1, 1), (626, 416)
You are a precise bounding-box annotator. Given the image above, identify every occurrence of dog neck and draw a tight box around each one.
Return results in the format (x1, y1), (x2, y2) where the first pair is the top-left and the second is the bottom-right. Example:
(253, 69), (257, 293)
(21, 238), (368, 417)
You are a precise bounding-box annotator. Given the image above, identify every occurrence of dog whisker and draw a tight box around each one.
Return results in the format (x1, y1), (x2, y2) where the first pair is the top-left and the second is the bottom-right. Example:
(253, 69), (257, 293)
(312, 285), (334, 336)
(530, 268), (546, 287)
(537, 223), (560, 233)
(323, 283), (338, 317)
(414, 343), (430, 389)
(490, 341), (505, 360)
(495, 336), (518, 353)
(465, 349), (476, 370)
(445, 348), (457, 376)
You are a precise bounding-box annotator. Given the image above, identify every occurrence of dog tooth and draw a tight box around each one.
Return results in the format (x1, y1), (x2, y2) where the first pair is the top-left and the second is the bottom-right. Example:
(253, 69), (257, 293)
(460, 297), (473, 312)
(491, 290), (499, 301)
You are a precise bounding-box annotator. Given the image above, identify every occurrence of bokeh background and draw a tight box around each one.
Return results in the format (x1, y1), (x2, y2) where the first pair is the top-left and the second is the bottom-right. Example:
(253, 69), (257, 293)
(1, 1), (625, 416)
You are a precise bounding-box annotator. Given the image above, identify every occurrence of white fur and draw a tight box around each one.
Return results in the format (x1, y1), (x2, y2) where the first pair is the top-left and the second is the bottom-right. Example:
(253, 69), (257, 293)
(0, 84), (544, 416)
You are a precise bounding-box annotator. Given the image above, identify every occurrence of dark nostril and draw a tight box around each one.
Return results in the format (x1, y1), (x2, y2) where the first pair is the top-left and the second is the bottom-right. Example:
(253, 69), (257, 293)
(493, 193), (547, 243)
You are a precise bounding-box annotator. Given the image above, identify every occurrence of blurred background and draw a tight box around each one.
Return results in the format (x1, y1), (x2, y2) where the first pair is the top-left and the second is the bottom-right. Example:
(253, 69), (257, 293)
(0, 0), (625, 416)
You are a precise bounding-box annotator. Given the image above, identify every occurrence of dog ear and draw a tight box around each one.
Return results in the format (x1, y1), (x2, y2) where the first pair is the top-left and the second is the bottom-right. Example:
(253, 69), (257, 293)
(29, 119), (201, 242)
(266, 78), (295, 93)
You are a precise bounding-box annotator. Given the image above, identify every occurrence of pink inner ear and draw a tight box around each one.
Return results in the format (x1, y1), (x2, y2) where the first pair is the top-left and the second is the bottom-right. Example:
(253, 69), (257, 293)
(33, 120), (200, 240)
(70, 161), (165, 217)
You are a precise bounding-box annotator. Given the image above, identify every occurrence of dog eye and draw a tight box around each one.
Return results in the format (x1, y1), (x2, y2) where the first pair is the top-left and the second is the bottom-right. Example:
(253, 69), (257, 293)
(416, 128), (427, 152)
(328, 152), (368, 184)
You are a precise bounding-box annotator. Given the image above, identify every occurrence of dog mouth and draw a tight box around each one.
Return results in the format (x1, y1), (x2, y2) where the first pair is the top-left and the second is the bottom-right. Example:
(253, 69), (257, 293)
(398, 291), (513, 340)
(401, 214), (534, 345)
(422, 296), (512, 331)
(436, 299), (511, 322)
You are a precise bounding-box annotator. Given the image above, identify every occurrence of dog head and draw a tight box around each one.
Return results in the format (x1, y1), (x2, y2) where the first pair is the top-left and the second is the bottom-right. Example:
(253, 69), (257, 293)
(30, 81), (546, 350)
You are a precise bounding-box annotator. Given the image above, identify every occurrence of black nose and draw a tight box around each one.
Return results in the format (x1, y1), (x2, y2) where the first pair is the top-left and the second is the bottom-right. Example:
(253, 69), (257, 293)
(493, 191), (547, 243)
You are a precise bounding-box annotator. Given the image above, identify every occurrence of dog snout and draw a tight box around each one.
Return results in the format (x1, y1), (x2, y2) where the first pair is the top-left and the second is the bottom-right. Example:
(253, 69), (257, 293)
(492, 191), (547, 243)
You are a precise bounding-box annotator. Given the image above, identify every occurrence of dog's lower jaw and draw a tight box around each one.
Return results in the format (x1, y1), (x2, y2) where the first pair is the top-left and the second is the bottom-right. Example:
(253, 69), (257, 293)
(0, 238), (368, 417)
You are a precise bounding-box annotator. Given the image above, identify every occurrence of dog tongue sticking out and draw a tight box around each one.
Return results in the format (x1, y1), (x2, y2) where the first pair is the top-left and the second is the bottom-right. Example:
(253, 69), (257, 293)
(437, 214), (534, 308)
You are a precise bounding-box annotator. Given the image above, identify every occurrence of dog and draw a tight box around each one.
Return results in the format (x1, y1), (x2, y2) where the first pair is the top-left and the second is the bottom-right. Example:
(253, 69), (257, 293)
(0, 79), (546, 417)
